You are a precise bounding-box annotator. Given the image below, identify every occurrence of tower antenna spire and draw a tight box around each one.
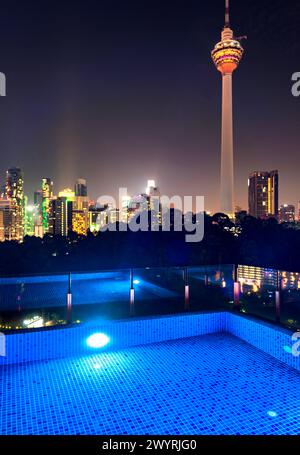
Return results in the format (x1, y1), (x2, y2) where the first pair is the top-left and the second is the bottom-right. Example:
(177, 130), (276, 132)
(212, 0), (245, 217)
(225, 0), (230, 28)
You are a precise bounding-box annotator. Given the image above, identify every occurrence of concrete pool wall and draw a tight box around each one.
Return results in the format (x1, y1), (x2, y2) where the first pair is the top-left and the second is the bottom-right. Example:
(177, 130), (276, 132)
(0, 311), (299, 371)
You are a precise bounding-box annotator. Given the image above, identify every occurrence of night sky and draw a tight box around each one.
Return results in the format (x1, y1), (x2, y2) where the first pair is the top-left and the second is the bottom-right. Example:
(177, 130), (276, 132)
(0, 0), (299, 212)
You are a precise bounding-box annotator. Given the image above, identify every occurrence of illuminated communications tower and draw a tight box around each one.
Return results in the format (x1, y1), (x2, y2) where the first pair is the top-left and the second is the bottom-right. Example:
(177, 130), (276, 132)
(211, 0), (245, 217)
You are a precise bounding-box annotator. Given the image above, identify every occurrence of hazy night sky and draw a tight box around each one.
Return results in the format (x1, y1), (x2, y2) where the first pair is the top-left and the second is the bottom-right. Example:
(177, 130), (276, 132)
(0, 0), (299, 212)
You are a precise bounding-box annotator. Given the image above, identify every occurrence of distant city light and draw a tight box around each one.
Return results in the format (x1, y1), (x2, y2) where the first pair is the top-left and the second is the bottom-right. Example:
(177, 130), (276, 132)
(86, 333), (110, 348)
(23, 316), (44, 328)
(133, 279), (140, 285)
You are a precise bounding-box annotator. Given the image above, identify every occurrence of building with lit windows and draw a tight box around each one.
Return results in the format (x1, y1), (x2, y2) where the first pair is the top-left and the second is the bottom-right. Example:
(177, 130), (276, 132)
(72, 210), (88, 235)
(238, 265), (300, 292)
(248, 170), (279, 219)
(5, 167), (24, 241)
(107, 207), (119, 224)
(34, 224), (44, 238)
(126, 180), (161, 226)
(24, 197), (36, 236)
(41, 178), (53, 233)
(49, 189), (74, 236)
(72, 179), (89, 234)
(88, 205), (106, 232)
(0, 198), (13, 241)
(279, 204), (295, 223)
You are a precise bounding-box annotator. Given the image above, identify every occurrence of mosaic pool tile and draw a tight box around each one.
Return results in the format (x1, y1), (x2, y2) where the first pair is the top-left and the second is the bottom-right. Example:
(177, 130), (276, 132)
(0, 333), (299, 435)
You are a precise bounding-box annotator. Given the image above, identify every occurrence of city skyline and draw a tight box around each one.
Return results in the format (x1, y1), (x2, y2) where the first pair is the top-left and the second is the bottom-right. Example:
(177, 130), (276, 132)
(0, 0), (299, 212)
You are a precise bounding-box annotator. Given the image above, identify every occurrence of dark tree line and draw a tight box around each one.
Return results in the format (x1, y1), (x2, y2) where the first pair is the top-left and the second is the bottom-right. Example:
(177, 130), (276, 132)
(0, 213), (299, 276)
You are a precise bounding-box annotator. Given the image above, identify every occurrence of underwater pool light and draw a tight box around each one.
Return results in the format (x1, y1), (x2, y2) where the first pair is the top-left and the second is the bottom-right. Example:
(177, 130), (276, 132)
(133, 279), (140, 285)
(267, 411), (278, 418)
(86, 333), (110, 348)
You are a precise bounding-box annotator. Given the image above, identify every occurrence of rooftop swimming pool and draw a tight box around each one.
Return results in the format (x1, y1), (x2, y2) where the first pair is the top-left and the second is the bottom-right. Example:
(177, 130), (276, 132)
(0, 312), (299, 435)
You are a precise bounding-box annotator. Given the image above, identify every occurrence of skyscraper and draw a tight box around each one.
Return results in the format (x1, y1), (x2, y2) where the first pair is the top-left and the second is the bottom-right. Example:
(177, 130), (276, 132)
(75, 178), (87, 197)
(211, 0), (245, 217)
(49, 188), (74, 236)
(0, 198), (13, 241)
(248, 170), (279, 219)
(5, 167), (24, 241)
(73, 178), (89, 234)
(24, 197), (35, 237)
(41, 178), (53, 233)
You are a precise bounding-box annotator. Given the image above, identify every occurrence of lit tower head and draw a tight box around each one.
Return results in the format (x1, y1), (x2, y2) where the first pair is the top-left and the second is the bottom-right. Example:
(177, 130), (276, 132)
(211, 0), (244, 75)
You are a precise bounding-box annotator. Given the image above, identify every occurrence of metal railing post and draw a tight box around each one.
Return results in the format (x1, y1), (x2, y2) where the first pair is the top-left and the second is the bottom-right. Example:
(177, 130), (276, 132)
(66, 272), (72, 324)
(275, 271), (281, 323)
(130, 269), (135, 316)
(184, 267), (190, 311)
(204, 273), (209, 286)
(233, 264), (241, 310)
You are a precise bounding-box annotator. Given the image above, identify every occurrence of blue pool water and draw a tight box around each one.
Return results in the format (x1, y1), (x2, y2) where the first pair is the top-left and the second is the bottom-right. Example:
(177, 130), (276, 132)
(0, 332), (299, 435)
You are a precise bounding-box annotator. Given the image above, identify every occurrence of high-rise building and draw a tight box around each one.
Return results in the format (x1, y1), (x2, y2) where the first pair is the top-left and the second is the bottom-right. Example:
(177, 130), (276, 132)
(34, 190), (43, 206)
(5, 167), (24, 241)
(73, 179), (89, 234)
(34, 224), (44, 238)
(75, 178), (87, 197)
(248, 170), (279, 219)
(24, 197), (36, 236)
(211, 0), (245, 217)
(119, 195), (131, 223)
(0, 198), (13, 241)
(0, 210), (4, 242)
(72, 209), (89, 235)
(49, 189), (74, 236)
(0, 185), (6, 198)
(88, 204), (108, 232)
(41, 178), (53, 233)
(279, 204), (295, 223)
(34, 189), (43, 223)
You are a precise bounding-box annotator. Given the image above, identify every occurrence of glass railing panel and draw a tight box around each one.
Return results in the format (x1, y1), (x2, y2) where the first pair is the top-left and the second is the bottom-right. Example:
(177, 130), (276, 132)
(238, 265), (276, 322)
(280, 270), (300, 330)
(71, 269), (131, 322)
(133, 267), (185, 317)
(188, 265), (234, 312)
(0, 273), (68, 330)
